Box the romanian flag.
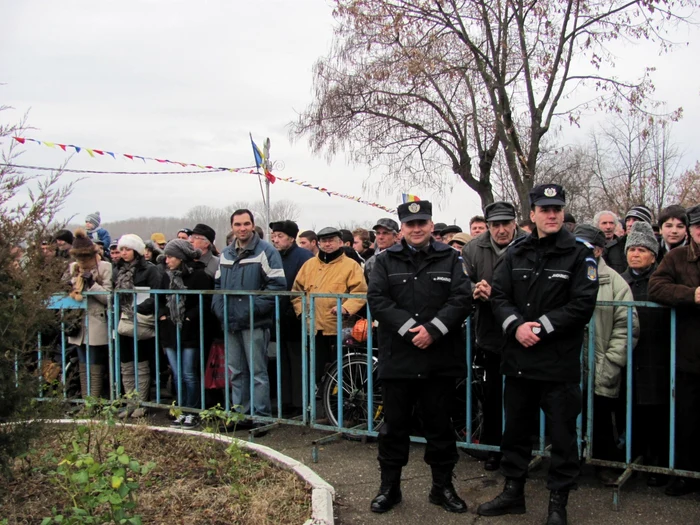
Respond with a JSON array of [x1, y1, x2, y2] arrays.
[[250, 134, 276, 184], [402, 193, 420, 203]]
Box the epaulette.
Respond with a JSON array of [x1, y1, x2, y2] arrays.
[[575, 237, 594, 250]]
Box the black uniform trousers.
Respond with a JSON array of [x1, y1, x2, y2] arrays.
[[479, 348, 503, 448], [378, 378, 459, 469], [500, 376, 581, 491]]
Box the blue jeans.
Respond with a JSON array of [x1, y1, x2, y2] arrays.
[[226, 328, 271, 417], [164, 347, 200, 409]]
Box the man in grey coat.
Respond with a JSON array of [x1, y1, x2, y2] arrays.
[[462, 201, 526, 471]]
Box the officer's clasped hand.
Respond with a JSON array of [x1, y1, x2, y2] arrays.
[[409, 325, 434, 349], [515, 322, 541, 348]]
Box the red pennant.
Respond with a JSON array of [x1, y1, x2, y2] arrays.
[[58, 144, 67, 151], [264, 170, 276, 184], [13, 137, 25, 144], [156, 158, 167, 163], [93, 149, 104, 155], [124, 154, 134, 160]]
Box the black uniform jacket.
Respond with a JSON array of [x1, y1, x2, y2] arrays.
[[491, 227, 599, 383], [367, 239, 472, 379]]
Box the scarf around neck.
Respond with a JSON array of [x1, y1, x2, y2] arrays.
[[115, 259, 138, 315], [166, 266, 188, 326]]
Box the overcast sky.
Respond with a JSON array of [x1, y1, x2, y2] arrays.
[[2, 1, 700, 234]]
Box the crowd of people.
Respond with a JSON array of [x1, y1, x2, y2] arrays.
[[35, 191, 700, 522]]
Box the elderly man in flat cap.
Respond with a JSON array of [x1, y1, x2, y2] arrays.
[[462, 201, 527, 472]]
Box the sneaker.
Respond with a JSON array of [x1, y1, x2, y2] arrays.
[[170, 414, 186, 427], [182, 414, 199, 428]]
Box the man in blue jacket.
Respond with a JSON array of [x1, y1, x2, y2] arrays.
[[212, 209, 286, 419]]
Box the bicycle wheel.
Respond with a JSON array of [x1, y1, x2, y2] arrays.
[[453, 372, 488, 459], [322, 353, 384, 436]]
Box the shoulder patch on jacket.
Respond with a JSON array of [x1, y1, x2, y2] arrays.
[[585, 257, 598, 281]]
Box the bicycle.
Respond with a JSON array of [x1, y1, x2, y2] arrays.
[[320, 337, 486, 448]]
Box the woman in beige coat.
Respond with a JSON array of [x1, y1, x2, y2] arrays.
[[575, 224, 639, 484], [66, 229, 113, 398]]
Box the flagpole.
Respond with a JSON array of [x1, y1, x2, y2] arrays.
[[265, 177, 271, 239]]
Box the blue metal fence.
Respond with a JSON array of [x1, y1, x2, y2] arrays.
[[33, 290, 693, 508]]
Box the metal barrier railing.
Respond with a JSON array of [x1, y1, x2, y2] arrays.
[[32, 291, 692, 508]]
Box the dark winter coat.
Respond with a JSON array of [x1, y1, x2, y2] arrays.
[[367, 239, 472, 379], [112, 256, 163, 316], [604, 235, 628, 275], [462, 227, 527, 353], [648, 239, 700, 374], [622, 264, 671, 405], [278, 242, 313, 341], [158, 261, 214, 348], [212, 233, 286, 332], [491, 227, 599, 383]]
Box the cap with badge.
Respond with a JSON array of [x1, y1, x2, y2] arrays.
[[317, 227, 342, 240], [373, 218, 399, 233], [687, 204, 700, 226], [485, 201, 517, 222], [398, 200, 432, 223], [269, 220, 300, 239], [573, 224, 606, 248], [529, 184, 566, 207]]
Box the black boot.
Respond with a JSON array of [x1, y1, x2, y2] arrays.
[[476, 478, 526, 516], [546, 490, 569, 525], [428, 466, 468, 513], [370, 468, 402, 513]]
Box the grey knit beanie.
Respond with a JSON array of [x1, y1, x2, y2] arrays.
[[163, 239, 201, 262], [85, 211, 101, 228], [625, 221, 659, 256]]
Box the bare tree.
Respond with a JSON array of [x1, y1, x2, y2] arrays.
[[671, 162, 700, 208], [292, 0, 693, 217]]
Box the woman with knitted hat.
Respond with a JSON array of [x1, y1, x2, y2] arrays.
[[113, 233, 164, 418], [621, 221, 671, 488], [66, 229, 113, 400], [159, 239, 213, 427]]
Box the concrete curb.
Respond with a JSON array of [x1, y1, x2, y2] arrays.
[[47, 419, 335, 525]]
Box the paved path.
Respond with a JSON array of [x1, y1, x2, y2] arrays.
[[149, 411, 700, 524]]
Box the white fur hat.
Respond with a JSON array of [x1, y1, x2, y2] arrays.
[[117, 234, 146, 256]]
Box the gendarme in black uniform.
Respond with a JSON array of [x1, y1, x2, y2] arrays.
[[367, 200, 472, 514], [477, 184, 598, 525]]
